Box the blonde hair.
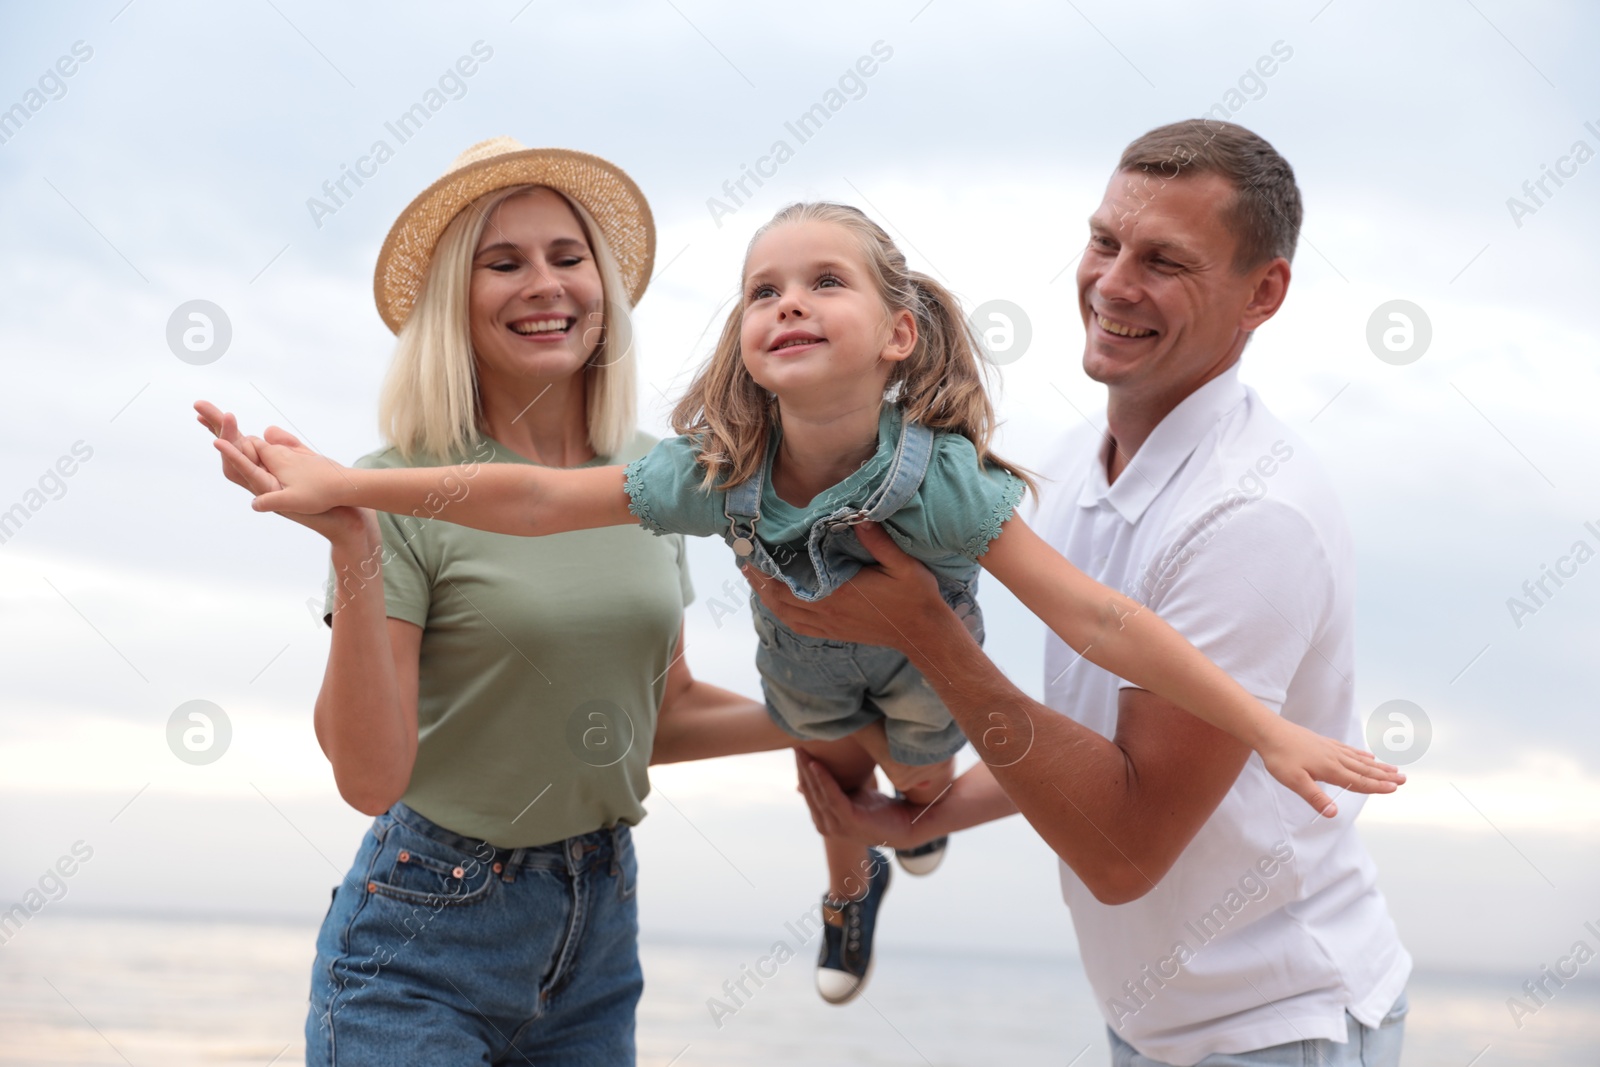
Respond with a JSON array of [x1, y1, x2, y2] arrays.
[[378, 185, 638, 461], [672, 201, 1034, 497]]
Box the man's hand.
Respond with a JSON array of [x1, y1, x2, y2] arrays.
[[795, 752, 926, 850], [741, 521, 950, 653]]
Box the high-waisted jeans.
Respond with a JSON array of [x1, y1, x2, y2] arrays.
[[306, 802, 640, 1066]]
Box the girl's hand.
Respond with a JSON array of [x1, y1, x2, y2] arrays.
[[1256, 718, 1405, 818], [235, 434, 356, 517], [195, 401, 371, 544]]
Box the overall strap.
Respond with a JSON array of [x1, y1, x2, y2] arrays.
[[860, 416, 936, 522], [722, 429, 775, 557], [723, 464, 763, 522]]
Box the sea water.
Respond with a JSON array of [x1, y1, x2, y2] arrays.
[[1, 914, 1596, 1065]]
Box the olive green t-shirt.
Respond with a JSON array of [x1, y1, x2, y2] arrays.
[[323, 430, 693, 848]]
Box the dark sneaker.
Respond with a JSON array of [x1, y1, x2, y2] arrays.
[[815, 851, 891, 1004], [892, 791, 948, 876]]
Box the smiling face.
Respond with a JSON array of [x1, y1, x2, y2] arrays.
[[1077, 169, 1285, 403], [468, 188, 606, 385], [739, 220, 913, 410]]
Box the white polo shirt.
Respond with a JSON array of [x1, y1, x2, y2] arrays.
[[1032, 362, 1410, 1064]]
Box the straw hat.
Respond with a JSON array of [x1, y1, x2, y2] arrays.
[[373, 137, 656, 334]]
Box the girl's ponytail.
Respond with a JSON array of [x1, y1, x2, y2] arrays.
[[897, 272, 1037, 497]]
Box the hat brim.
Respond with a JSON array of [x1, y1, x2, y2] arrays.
[[373, 147, 655, 334]]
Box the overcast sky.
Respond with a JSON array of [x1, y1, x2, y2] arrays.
[[2, 0, 1598, 1003]]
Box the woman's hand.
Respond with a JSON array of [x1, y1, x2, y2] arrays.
[[1254, 717, 1406, 818], [194, 400, 371, 544]]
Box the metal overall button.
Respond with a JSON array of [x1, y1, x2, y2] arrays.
[[825, 509, 871, 535]]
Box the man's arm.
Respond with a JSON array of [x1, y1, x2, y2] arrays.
[[747, 520, 1251, 904]]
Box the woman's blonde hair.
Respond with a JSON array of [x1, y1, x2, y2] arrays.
[[378, 185, 637, 461], [672, 201, 1034, 496]]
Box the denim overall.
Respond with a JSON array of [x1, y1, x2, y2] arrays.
[[722, 415, 982, 765]]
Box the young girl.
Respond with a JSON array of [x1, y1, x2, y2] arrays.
[[220, 201, 1401, 1006]]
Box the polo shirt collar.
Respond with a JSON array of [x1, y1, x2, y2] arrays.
[[1077, 362, 1248, 523]]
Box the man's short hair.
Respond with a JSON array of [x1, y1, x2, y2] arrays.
[[1117, 119, 1303, 272]]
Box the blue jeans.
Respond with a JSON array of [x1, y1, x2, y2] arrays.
[[306, 802, 641, 1066], [1107, 990, 1407, 1066]]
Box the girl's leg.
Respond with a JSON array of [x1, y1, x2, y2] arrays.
[[897, 756, 955, 808], [849, 719, 956, 808], [796, 735, 880, 900]]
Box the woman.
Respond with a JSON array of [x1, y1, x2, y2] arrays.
[[199, 138, 788, 1065]]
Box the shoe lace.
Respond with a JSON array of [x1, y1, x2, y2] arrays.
[[843, 898, 864, 957]]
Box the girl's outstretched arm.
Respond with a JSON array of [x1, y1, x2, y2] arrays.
[[225, 431, 636, 537], [979, 514, 1403, 816]]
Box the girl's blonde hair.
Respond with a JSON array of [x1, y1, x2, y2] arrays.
[[378, 185, 638, 462], [672, 201, 1034, 496]]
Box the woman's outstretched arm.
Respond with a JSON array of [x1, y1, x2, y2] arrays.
[[222, 428, 636, 537]]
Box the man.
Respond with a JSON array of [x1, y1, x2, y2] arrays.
[[747, 120, 1410, 1065]]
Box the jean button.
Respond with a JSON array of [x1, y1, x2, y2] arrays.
[[570, 841, 583, 861]]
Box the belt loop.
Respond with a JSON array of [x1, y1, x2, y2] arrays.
[[609, 824, 622, 877], [500, 847, 525, 883]]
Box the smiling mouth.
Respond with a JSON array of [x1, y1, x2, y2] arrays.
[[1097, 313, 1156, 339], [771, 337, 824, 352], [509, 317, 576, 336]]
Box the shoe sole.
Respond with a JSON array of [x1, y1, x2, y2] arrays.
[[894, 849, 945, 876], [895, 838, 948, 877], [818, 954, 876, 1006]]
